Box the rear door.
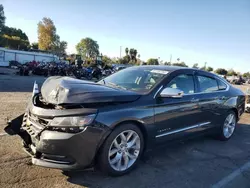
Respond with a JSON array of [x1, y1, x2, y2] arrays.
[[195, 72, 229, 127]]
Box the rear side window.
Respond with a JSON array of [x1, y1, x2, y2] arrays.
[[217, 79, 227, 90], [197, 75, 218, 92], [167, 74, 195, 94]]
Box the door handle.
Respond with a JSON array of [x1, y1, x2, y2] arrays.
[[191, 98, 199, 102]]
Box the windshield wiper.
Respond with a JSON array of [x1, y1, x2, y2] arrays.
[[106, 82, 127, 90]]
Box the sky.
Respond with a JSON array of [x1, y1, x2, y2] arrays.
[[1, 0, 250, 72]]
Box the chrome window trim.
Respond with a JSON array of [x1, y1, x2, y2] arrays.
[[184, 75, 230, 96], [154, 85, 163, 98], [155, 122, 211, 138], [153, 73, 230, 98]]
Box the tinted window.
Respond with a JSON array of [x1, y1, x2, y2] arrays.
[[217, 79, 227, 90], [198, 75, 218, 92], [167, 74, 194, 94]]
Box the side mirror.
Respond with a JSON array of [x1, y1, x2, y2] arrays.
[[160, 87, 184, 98]]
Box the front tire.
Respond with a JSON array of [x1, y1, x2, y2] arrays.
[[217, 111, 237, 141], [97, 124, 144, 176]]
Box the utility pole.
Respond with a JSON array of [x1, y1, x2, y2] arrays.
[[120, 46, 122, 58], [170, 54, 172, 63]]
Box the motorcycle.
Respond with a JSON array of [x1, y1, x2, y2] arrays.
[[91, 66, 102, 80], [82, 67, 93, 80], [102, 68, 113, 77], [18, 65, 29, 76]]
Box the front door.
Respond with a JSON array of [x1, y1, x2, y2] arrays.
[[154, 72, 202, 143]]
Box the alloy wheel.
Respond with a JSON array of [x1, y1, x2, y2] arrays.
[[223, 113, 236, 138], [108, 130, 141, 172]]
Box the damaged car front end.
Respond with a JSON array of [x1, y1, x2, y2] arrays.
[[5, 94, 111, 170], [5, 76, 141, 170]]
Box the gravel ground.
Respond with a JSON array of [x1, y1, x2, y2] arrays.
[[0, 74, 250, 188]]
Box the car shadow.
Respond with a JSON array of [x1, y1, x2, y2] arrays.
[[62, 120, 250, 188], [62, 135, 216, 188]]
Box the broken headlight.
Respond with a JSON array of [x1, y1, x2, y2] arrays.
[[48, 115, 96, 133]]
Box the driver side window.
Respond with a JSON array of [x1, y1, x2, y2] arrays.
[[167, 74, 195, 94]]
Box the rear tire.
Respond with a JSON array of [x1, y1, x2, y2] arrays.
[[217, 111, 237, 141], [97, 124, 144, 176]]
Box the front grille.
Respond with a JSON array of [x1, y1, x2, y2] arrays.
[[22, 112, 52, 137], [29, 112, 51, 126]]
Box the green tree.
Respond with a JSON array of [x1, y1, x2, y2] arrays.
[[38, 17, 57, 50], [125, 47, 129, 56], [76, 37, 99, 59], [164, 62, 171, 65], [243, 72, 250, 78], [172, 62, 188, 67], [0, 26, 30, 50], [227, 69, 237, 76], [206, 66, 213, 72], [51, 38, 67, 56], [192, 63, 199, 69], [0, 34, 29, 50], [118, 47, 138, 65], [215, 68, 228, 75], [147, 58, 159, 65], [31, 42, 39, 49], [118, 55, 130, 64], [0, 4, 5, 31], [1, 26, 28, 40], [102, 55, 112, 65], [129, 48, 137, 61]]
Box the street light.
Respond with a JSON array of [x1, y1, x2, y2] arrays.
[[120, 46, 122, 58]]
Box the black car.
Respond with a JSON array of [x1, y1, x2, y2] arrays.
[[6, 66, 245, 176]]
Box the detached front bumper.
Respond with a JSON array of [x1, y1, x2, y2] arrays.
[[5, 107, 110, 170]]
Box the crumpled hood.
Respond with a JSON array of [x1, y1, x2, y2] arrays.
[[41, 76, 141, 105]]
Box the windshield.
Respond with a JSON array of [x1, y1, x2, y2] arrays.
[[99, 67, 169, 93]]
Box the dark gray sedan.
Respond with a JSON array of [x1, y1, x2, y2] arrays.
[[6, 66, 245, 176]]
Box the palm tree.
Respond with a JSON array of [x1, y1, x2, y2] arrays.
[[129, 48, 133, 58], [134, 49, 138, 60], [125, 47, 129, 56]]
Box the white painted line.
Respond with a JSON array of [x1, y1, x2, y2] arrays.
[[212, 160, 250, 188], [0, 133, 8, 136]]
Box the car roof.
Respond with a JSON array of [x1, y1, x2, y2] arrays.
[[129, 65, 195, 72], [128, 65, 224, 80]]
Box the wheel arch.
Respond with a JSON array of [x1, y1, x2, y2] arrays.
[[93, 120, 149, 167], [111, 120, 148, 151], [230, 108, 239, 122]]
